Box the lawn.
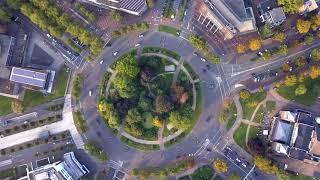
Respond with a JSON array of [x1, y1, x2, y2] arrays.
[[73, 110, 88, 133], [142, 47, 181, 60], [143, 112, 154, 129], [253, 105, 265, 123], [233, 123, 248, 151], [0, 96, 13, 116], [277, 77, 320, 106], [248, 126, 259, 140], [120, 136, 160, 151], [158, 25, 180, 36], [191, 166, 214, 180], [240, 91, 267, 119], [287, 174, 313, 180], [266, 100, 276, 113], [221, 101, 238, 130], [23, 66, 69, 108]]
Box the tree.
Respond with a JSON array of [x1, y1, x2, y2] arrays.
[[6, 0, 23, 9], [169, 105, 192, 130], [230, 173, 241, 180], [115, 55, 139, 78], [304, 34, 314, 45], [310, 48, 320, 61], [213, 159, 228, 173], [277, 0, 304, 14], [296, 19, 311, 34], [273, 32, 286, 43], [171, 85, 189, 104], [295, 84, 307, 95], [247, 137, 265, 155], [247, 101, 258, 108], [140, 68, 153, 82], [0, 7, 12, 23], [248, 38, 262, 51], [277, 45, 288, 55], [11, 100, 24, 114], [154, 95, 173, 113], [138, 92, 152, 112], [284, 75, 297, 86], [309, 66, 320, 79], [259, 24, 274, 39], [209, 54, 220, 64], [153, 118, 162, 127], [111, 10, 122, 22], [113, 75, 138, 98], [295, 57, 305, 67], [126, 108, 143, 124], [239, 89, 250, 99], [146, 0, 155, 8], [298, 73, 305, 82], [282, 63, 291, 72], [98, 100, 120, 129], [254, 156, 279, 174], [84, 141, 108, 162], [311, 14, 320, 31], [236, 43, 247, 53]]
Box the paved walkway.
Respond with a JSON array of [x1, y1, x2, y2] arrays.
[[158, 127, 164, 150], [171, 58, 185, 87], [227, 95, 243, 137], [105, 71, 117, 97], [0, 95, 84, 149]]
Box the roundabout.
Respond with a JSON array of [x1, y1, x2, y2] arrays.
[[79, 31, 232, 175]]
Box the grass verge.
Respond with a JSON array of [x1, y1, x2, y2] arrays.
[[266, 100, 276, 113], [183, 61, 198, 80], [158, 25, 180, 36], [240, 91, 266, 119], [248, 126, 259, 140], [142, 46, 181, 60], [23, 66, 69, 108], [73, 111, 88, 133], [277, 77, 320, 106], [0, 96, 13, 116], [233, 123, 248, 152], [253, 105, 265, 123], [120, 136, 160, 151]]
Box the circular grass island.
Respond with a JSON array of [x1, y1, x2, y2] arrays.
[[98, 47, 202, 151]]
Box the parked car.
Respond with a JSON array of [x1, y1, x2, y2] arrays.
[[113, 51, 118, 56], [138, 34, 144, 38], [200, 57, 207, 62]]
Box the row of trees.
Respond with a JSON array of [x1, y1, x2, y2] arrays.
[[84, 141, 108, 162], [112, 22, 149, 37], [189, 34, 220, 64], [0, 7, 12, 23], [74, 2, 96, 22], [6, 0, 104, 57], [72, 73, 83, 101], [277, 0, 303, 14], [296, 15, 320, 34], [236, 38, 262, 53]]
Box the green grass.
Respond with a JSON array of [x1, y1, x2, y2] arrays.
[[277, 77, 320, 106], [233, 123, 248, 152], [240, 91, 267, 119], [266, 100, 276, 113], [248, 126, 259, 140], [143, 112, 154, 129], [66, 39, 82, 53], [0, 168, 16, 179], [183, 61, 198, 80], [23, 66, 69, 108], [191, 166, 214, 180], [121, 136, 160, 151], [0, 96, 13, 116], [253, 105, 265, 123], [222, 101, 237, 130], [158, 25, 180, 36], [287, 174, 313, 180], [73, 111, 88, 133], [179, 0, 188, 22], [142, 46, 181, 60]]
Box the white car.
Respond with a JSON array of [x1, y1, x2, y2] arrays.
[[89, 90, 92, 96], [99, 60, 104, 64], [203, 138, 210, 146], [200, 57, 207, 62], [138, 34, 144, 38], [113, 51, 118, 56], [135, 43, 140, 47]]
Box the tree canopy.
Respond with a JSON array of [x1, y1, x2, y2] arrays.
[[296, 19, 311, 34], [248, 39, 262, 51], [168, 105, 192, 130], [295, 84, 307, 95], [277, 0, 304, 14], [311, 48, 320, 61], [115, 55, 139, 78], [0, 7, 12, 23], [213, 159, 228, 173]]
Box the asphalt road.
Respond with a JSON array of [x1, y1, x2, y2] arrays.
[[79, 31, 271, 179]]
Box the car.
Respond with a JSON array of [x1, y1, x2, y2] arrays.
[[89, 90, 92, 96], [193, 52, 198, 56], [203, 138, 210, 146], [257, 52, 263, 56], [135, 43, 140, 47], [138, 34, 144, 38], [200, 57, 207, 62], [46, 34, 52, 39], [113, 51, 118, 56], [99, 60, 104, 64], [241, 162, 247, 168]]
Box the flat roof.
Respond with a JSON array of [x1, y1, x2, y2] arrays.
[[10, 67, 47, 88], [294, 124, 313, 151], [297, 111, 314, 126]]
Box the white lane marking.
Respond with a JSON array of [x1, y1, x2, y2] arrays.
[[0, 159, 12, 167]]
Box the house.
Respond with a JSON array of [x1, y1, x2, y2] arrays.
[[197, 0, 257, 40], [81, 0, 148, 16], [269, 110, 320, 165], [258, 0, 286, 26], [299, 0, 319, 13], [27, 152, 89, 180]]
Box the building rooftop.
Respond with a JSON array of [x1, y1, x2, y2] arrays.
[[0, 34, 15, 79], [289, 148, 307, 161], [297, 110, 314, 126], [271, 119, 294, 144], [279, 111, 297, 123], [10, 67, 48, 88], [258, 0, 278, 14], [293, 124, 313, 151]]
